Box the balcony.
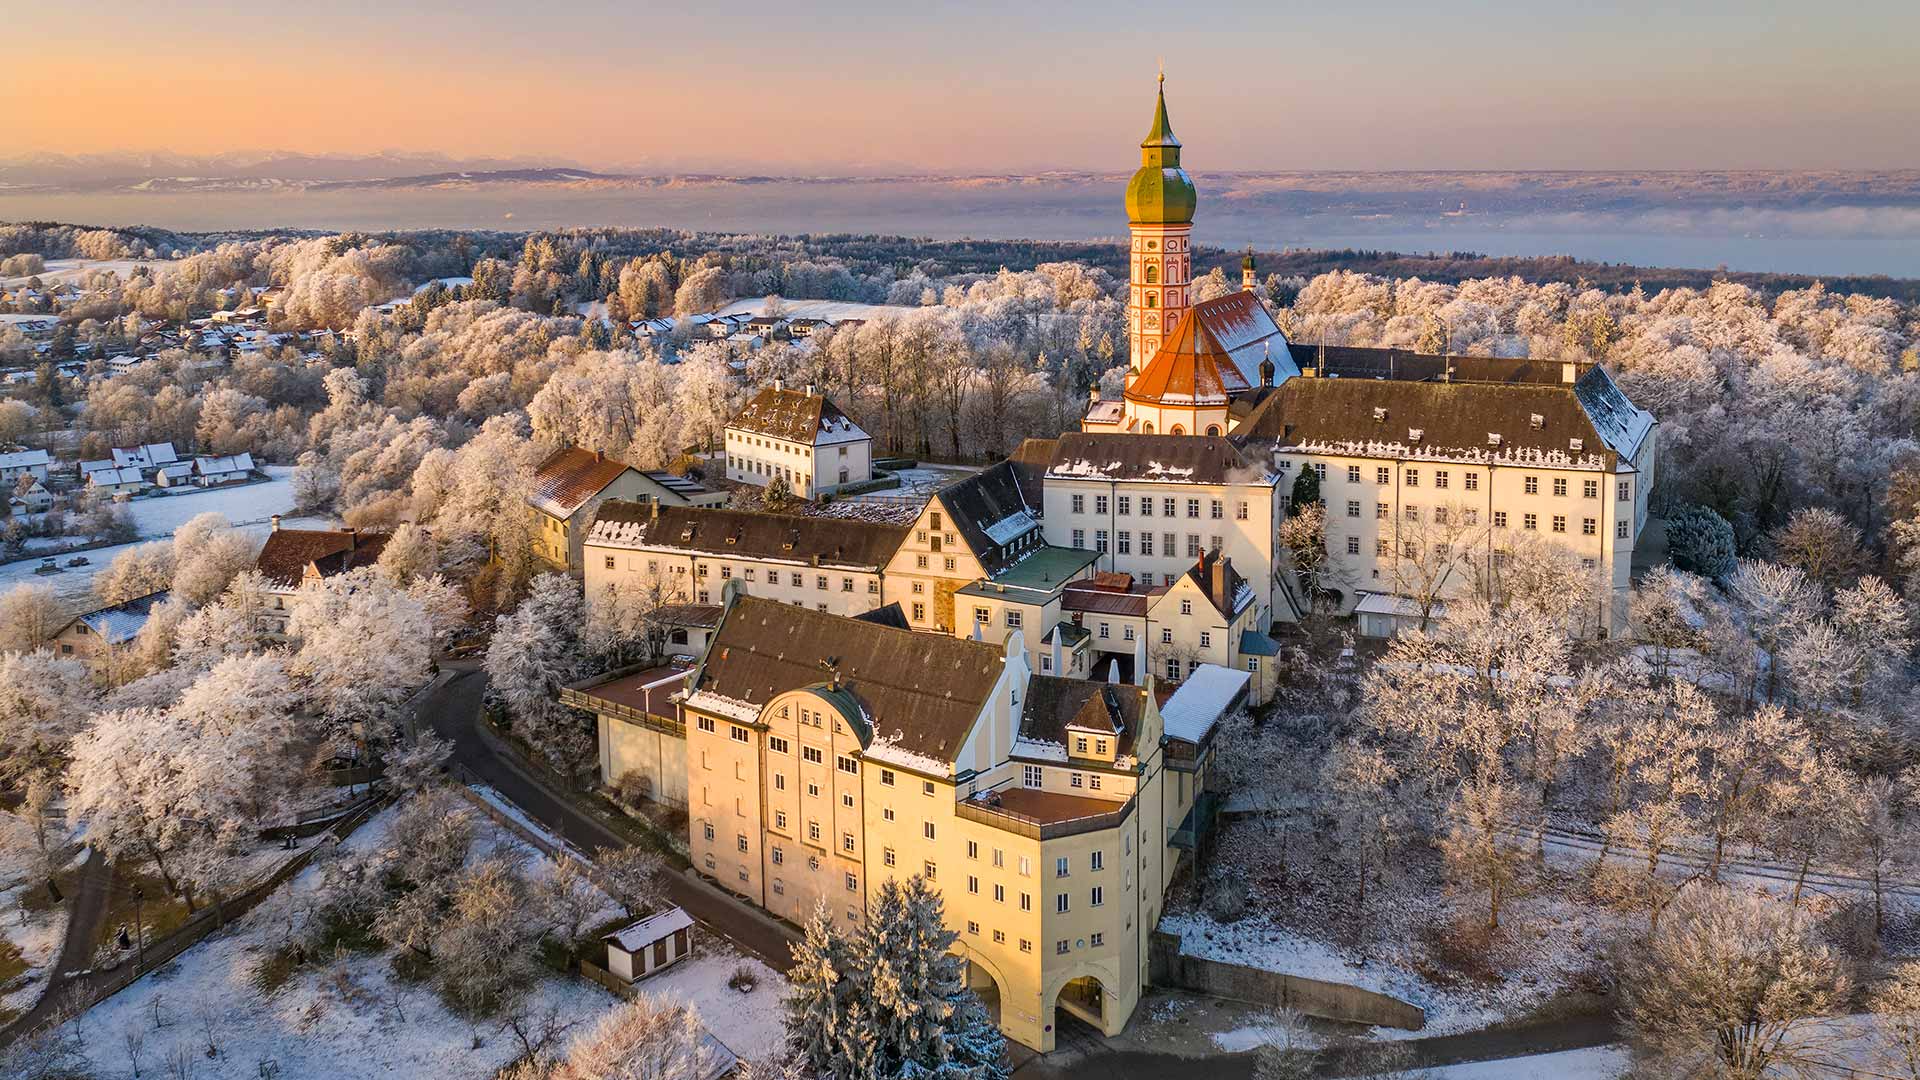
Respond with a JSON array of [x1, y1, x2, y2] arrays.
[[956, 789, 1133, 841]]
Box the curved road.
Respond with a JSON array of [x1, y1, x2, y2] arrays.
[[0, 848, 110, 1045]]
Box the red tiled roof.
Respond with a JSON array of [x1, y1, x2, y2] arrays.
[[1127, 296, 1255, 408], [255, 528, 391, 588], [530, 447, 635, 517]]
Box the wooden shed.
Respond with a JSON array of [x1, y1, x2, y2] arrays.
[[603, 907, 694, 982]]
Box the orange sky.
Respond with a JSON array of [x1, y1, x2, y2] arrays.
[[7, 1, 1918, 172]]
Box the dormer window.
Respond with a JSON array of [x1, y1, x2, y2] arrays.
[[1487, 433, 1503, 446], [1569, 438, 1584, 452], [1372, 407, 1387, 422], [1530, 413, 1545, 429], [1407, 428, 1424, 443]]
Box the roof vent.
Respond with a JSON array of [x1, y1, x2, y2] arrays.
[[1372, 407, 1388, 422], [1407, 428, 1423, 443], [1487, 433, 1504, 446], [1569, 437, 1584, 452], [1530, 413, 1545, 429]]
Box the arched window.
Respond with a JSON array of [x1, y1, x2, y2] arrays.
[[1170, 425, 1186, 436], [1205, 425, 1221, 436], [1144, 265, 1159, 284], [1142, 422, 1154, 434], [1145, 292, 1157, 309]]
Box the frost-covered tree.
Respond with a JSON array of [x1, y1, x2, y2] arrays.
[[287, 567, 432, 751], [1622, 884, 1848, 1080], [486, 573, 597, 781], [168, 512, 258, 607], [552, 993, 728, 1080], [592, 843, 667, 917], [0, 583, 63, 653], [1869, 962, 1920, 1080], [1768, 507, 1869, 593], [94, 539, 175, 605], [0, 651, 91, 780], [1664, 505, 1737, 581]]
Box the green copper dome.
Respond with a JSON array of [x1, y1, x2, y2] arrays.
[[1125, 77, 1196, 226]]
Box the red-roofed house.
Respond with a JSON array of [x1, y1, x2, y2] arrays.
[[253, 520, 391, 636], [528, 447, 723, 572]]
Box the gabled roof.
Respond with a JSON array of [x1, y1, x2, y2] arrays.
[[87, 466, 145, 486], [690, 596, 1004, 768], [64, 590, 170, 645], [604, 907, 695, 952], [1019, 677, 1149, 758], [726, 386, 868, 446], [934, 461, 1042, 577], [530, 447, 636, 518], [1006, 440, 1055, 509], [587, 503, 908, 571], [255, 528, 390, 588], [852, 602, 913, 630], [1045, 433, 1274, 486], [1170, 550, 1253, 620], [111, 442, 177, 468], [194, 452, 253, 475], [0, 449, 50, 470]]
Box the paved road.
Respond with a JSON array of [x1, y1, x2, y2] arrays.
[[0, 848, 110, 1044], [417, 665, 801, 971]]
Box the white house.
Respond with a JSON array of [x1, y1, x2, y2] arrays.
[[86, 466, 146, 496], [8, 477, 51, 516], [723, 381, 872, 498], [110, 442, 179, 472], [193, 452, 254, 486], [0, 448, 50, 485], [154, 461, 196, 488], [602, 907, 694, 982]]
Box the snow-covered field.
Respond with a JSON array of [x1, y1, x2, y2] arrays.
[[0, 257, 172, 289], [1430, 1046, 1629, 1078], [58, 801, 786, 1078], [0, 467, 331, 616]]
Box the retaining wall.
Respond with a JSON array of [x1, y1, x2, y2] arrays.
[[1148, 930, 1425, 1030]]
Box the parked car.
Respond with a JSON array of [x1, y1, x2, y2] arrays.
[[65, 555, 89, 567], [33, 558, 60, 575]]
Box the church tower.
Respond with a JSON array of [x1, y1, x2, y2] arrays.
[[1123, 75, 1196, 389]]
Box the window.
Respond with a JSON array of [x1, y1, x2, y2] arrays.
[[1199, 631, 1212, 648], [1019, 856, 1031, 876], [1553, 478, 1568, 497], [880, 768, 896, 787], [807, 821, 820, 842], [1346, 499, 1361, 519], [1235, 501, 1249, 521], [1071, 494, 1085, 514], [1141, 497, 1154, 518], [1095, 529, 1108, 553], [842, 833, 855, 853], [1584, 479, 1599, 499], [1552, 515, 1567, 534], [884, 847, 896, 867], [1123, 626, 1135, 641], [1524, 513, 1538, 531], [769, 736, 790, 754], [923, 780, 936, 796], [1166, 659, 1180, 680], [774, 810, 788, 830], [967, 840, 979, 860], [697, 716, 716, 733], [1347, 465, 1361, 483], [1117, 532, 1132, 555], [1095, 495, 1109, 515], [720, 566, 732, 579], [603, 555, 615, 570], [836, 755, 858, 774], [1377, 466, 1391, 484], [1187, 535, 1201, 557], [967, 920, 980, 936], [1055, 893, 1070, 913], [912, 602, 925, 621], [772, 847, 785, 867], [923, 821, 936, 840], [1618, 480, 1632, 501], [1118, 495, 1132, 515], [1435, 506, 1449, 525], [1465, 509, 1479, 525], [1005, 610, 1022, 628], [1019, 938, 1031, 953], [1494, 510, 1508, 528], [1465, 471, 1480, 491], [944, 557, 956, 572], [924, 861, 937, 880], [1617, 519, 1630, 539], [1056, 855, 1071, 878], [1140, 533, 1154, 557], [1435, 469, 1450, 489], [1347, 536, 1360, 555], [703, 823, 715, 841], [1161, 627, 1173, 644], [730, 726, 749, 743], [915, 554, 928, 569], [1186, 499, 1200, 519], [1071, 529, 1085, 549], [1376, 502, 1389, 519], [803, 746, 824, 765], [1018, 892, 1033, 912], [1405, 468, 1419, 487], [1091, 932, 1105, 947], [993, 883, 1006, 903], [737, 834, 749, 852], [1209, 499, 1223, 519], [1583, 517, 1597, 536], [1090, 851, 1104, 871], [1024, 764, 1043, 788], [773, 773, 787, 791], [1091, 886, 1104, 907], [968, 875, 979, 894], [882, 807, 895, 821], [1056, 940, 1070, 955], [1376, 539, 1389, 557], [1404, 506, 1419, 522], [1525, 476, 1540, 495]]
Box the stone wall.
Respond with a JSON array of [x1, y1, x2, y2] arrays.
[[1148, 930, 1425, 1031]]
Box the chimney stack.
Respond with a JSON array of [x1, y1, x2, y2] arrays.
[[270, 514, 281, 532], [773, 378, 784, 392], [1211, 552, 1228, 602], [805, 383, 817, 398]]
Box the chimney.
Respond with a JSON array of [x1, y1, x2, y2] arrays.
[[650, 499, 660, 521], [1211, 552, 1228, 603], [342, 526, 356, 551], [773, 378, 784, 392], [1562, 361, 1579, 384], [270, 514, 281, 532], [805, 383, 817, 397]]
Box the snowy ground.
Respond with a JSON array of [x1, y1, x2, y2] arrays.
[[1429, 1046, 1628, 1078], [0, 467, 332, 616], [58, 800, 786, 1078], [0, 810, 82, 1020], [0, 258, 173, 289], [710, 298, 922, 323]]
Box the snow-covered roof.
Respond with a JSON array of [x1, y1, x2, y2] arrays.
[[71, 590, 170, 645], [603, 906, 695, 953], [194, 452, 254, 475], [111, 442, 178, 468], [1160, 663, 1250, 745], [88, 466, 145, 486], [0, 449, 50, 470], [1353, 592, 1447, 619]]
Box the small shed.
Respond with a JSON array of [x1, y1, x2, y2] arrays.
[[603, 907, 694, 982]]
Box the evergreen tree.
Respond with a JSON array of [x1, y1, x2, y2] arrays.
[[785, 905, 863, 1078], [1288, 466, 1322, 517]]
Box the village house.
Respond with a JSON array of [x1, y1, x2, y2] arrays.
[[192, 452, 255, 486], [0, 448, 51, 485], [581, 503, 906, 616], [9, 476, 52, 516], [252, 518, 392, 636], [85, 466, 146, 497], [49, 590, 170, 677], [722, 382, 873, 499], [679, 591, 1228, 1052], [527, 446, 725, 572]]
